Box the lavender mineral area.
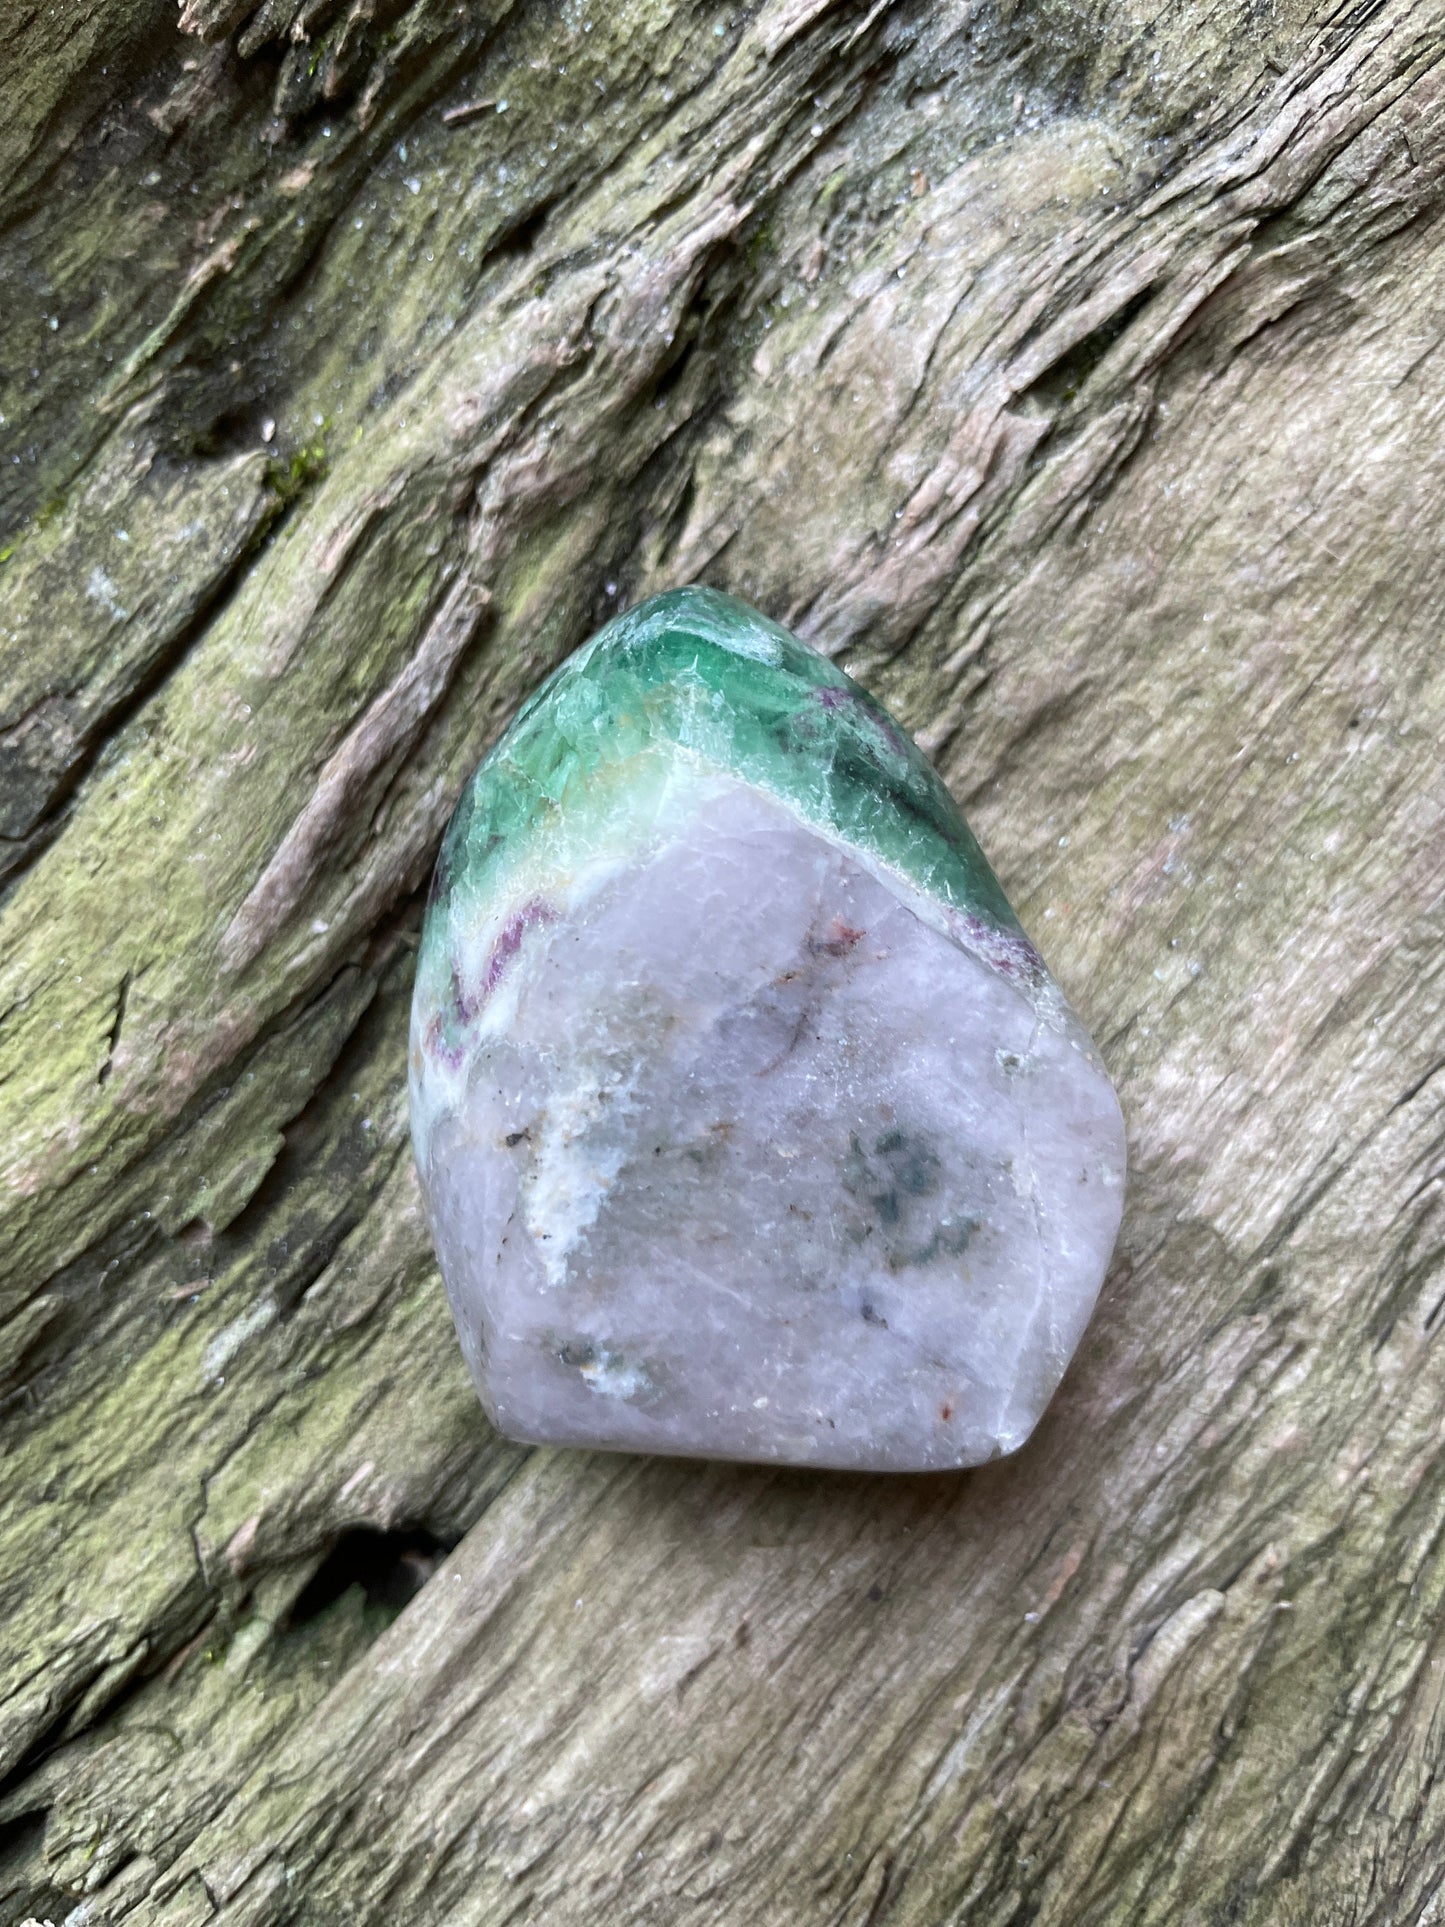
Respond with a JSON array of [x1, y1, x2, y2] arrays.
[[411, 589, 1126, 1471]]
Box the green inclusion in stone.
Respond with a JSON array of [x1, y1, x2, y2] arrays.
[[415, 587, 1043, 1098]]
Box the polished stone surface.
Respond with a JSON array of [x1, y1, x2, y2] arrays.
[[411, 588, 1125, 1470]]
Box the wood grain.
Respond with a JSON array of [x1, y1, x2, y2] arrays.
[[1, 0, 1443, 1920]]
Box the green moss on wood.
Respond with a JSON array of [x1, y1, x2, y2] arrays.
[[1, 0, 1443, 1922]]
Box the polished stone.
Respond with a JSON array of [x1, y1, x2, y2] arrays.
[[411, 587, 1125, 1470]]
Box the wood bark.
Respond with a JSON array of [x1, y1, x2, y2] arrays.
[[2, 0, 1444, 1921]]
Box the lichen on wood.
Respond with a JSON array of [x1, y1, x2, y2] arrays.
[[1, 0, 1444, 1922]]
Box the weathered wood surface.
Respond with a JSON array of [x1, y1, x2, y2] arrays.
[[2, 0, 1445, 1920]]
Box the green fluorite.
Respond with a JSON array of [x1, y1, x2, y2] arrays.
[[411, 587, 1125, 1470], [415, 589, 1042, 1105]]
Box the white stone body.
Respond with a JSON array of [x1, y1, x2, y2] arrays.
[[414, 772, 1126, 1472]]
